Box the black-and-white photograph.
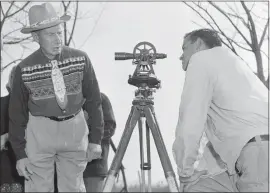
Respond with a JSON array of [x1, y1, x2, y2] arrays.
[[0, 1, 269, 192]]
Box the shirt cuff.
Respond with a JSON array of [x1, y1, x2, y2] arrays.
[[178, 167, 195, 178]]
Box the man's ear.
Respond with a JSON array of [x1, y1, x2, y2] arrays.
[[195, 38, 206, 51], [32, 32, 39, 43]]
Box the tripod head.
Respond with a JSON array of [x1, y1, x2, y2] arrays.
[[115, 41, 167, 100]]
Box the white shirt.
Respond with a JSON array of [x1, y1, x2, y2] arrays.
[[172, 46, 268, 177]]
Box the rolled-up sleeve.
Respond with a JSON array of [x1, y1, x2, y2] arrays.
[[82, 54, 104, 145], [9, 66, 29, 161], [172, 55, 215, 177]]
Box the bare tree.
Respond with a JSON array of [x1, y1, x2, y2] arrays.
[[61, 1, 79, 47], [183, 1, 269, 88], [1, 1, 31, 71], [1, 1, 80, 71]]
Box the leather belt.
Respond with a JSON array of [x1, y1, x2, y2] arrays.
[[247, 134, 269, 144], [45, 110, 80, 122]]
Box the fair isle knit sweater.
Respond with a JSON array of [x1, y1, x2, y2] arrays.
[[9, 46, 104, 160]]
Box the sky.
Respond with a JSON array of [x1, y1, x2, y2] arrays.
[[1, 1, 269, 186]]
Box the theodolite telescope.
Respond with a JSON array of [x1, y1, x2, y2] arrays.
[[115, 41, 167, 89]]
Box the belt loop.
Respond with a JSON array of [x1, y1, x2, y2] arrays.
[[255, 135, 262, 144]]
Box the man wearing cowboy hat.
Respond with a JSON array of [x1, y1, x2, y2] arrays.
[[8, 2, 104, 192]]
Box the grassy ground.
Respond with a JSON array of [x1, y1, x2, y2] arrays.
[[112, 184, 170, 192]]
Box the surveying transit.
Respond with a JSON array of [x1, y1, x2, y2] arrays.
[[102, 42, 179, 192]]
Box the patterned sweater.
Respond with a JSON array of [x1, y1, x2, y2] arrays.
[[9, 46, 104, 160]]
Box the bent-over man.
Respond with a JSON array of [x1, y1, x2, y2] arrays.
[[173, 29, 268, 192]]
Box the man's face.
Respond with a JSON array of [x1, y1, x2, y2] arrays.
[[179, 36, 198, 71], [35, 24, 63, 59]]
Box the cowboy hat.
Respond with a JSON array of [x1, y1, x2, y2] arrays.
[[21, 2, 71, 34]]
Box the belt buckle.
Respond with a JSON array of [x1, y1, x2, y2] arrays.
[[50, 110, 79, 122], [59, 114, 74, 121]]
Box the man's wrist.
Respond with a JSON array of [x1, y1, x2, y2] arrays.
[[88, 143, 101, 149], [1, 133, 8, 140], [178, 167, 194, 179]]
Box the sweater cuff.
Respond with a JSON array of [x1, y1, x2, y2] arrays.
[[16, 149, 27, 161], [88, 136, 101, 145]]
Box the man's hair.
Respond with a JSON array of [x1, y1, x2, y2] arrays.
[[184, 28, 222, 48]]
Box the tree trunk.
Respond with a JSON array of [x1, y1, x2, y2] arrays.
[[253, 46, 266, 86]]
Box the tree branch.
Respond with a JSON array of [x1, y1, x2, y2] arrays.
[[61, 1, 67, 9], [66, 1, 71, 10], [3, 27, 23, 38], [251, 11, 268, 20], [5, 2, 15, 17], [13, 16, 27, 27], [10, 2, 29, 14], [225, 2, 250, 29], [247, 2, 256, 13], [261, 50, 269, 59], [241, 1, 259, 47], [184, 2, 233, 51], [1, 2, 14, 31], [1, 47, 25, 72], [6, 2, 30, 18], [228, 37, 253, 52], [4, 36, 32, 44], [1, 59, 23, 72], [67, 1, 79, 46], [190, 2, 238, 54], [259, 18, 269, 48], [226, 12, 249, 29], [61, 1, 69, 45], [1, 3, 5, 18], [78, 3, 106, 49], [67, 30, 76, 47], [183, 2, 216, 30], [208, 1, 252, 47]]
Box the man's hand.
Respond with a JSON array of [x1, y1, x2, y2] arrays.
[[16, 158, 33, 180], [179, 170, 208, 192], [86, 143, 102, 162], [0, 133, 9, 151]]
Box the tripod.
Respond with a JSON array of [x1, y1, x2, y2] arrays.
[[102, 86, 179, 192]]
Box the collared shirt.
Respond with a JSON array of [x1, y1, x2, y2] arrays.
[[9, 46, 104, 160], [172, 46, 268, 177]]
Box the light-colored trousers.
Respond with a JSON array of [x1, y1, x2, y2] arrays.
[[187, 137, 269, 192], [25, 110, 89, 192]]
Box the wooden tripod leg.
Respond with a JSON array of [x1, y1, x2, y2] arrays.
[[102, 106, 140, 192], [144, 106, 179, 192]]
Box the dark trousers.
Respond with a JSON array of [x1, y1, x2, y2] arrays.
[[0, 143, 24, 192]]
